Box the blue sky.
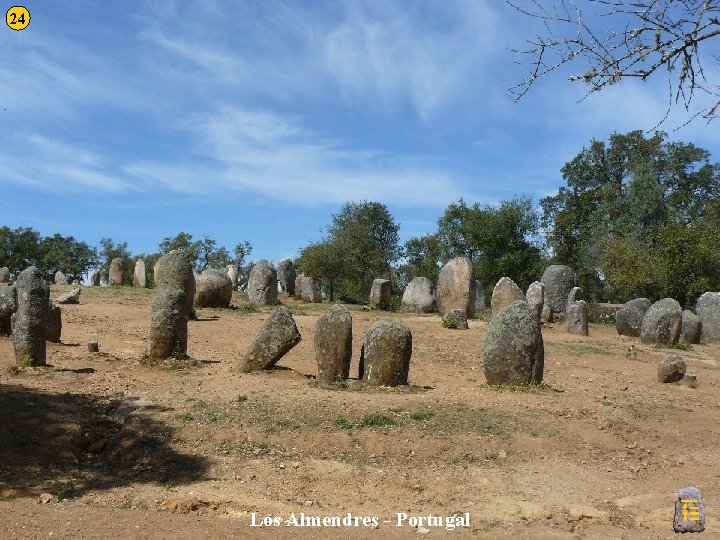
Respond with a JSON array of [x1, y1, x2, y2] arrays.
[[2, 1, 719, 263]]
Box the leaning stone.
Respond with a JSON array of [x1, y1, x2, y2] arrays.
[[679, 310, 701, 345], [247, 259, 278, 306], [45, 300, 62, 343], [401, 277, 435, 313], [194, 269, 233, 308], [696, 292, 720, 343], [277, 258, 296, 296], [11, 266, 49, 366], [541, 264, 578, 320], [673, 486, 705, 533], [155, 250, 196, 318], [133, 258, 147, 288], [640, 298, 682, 345], [491, 277, 525, 315], [436, 257, 475, 318], [0, 285, 17, 335], [566, 299, 589, 336], [483, 300, 544, 385], [369, 279, 392, 310], [301, 276, 322, 303], [525, 281, 545, 319], [565, 286, 583, 316], [54, 270, 68, 285], [314, 304, 352, 384], [443, 309, 468, 330], [226, 264, 239, 289], [616, 298, 652, 337], [235, 306, 301, 372], [56, 287, 81, 305], [360, 321, 412, 386], [149, 288, 188, 359], [109, 258, 124, 285]]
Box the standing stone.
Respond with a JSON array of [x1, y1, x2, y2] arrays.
[[443, 309, 469, 330], [565, 287, 583, 315], [0, 267, 10, 284], [90, 271, 101, 286], [109, 258, 124, 285], [474, 280, 486, 314], [540, 303, 553, 323], [277, 258, 296, 296], [0, 285, 17, 335], [154, 250, 196, 318], [294, 273, 305, 300], [525, 281, 545, 319], [194, 268, 233, 308], [226, 264, 239, 289], [314, 304, 352, 384], [56, 287, 81, 305], [153, 260, 161, 285], [401, 277, 435, 313], [436, 257, 475, 318], [673, 487, 705, 533], [133, 258, 147, 288], [45, 300, 62, 343], [234, 306, 301, 372], [10, 267, 49, 366], [541, 264, 578, 321], [615, 298, 652, 337], [54, 271, 68, 285], [301, 276, 323, 303], [640, 298, 682, 345], [566, 299, 589, 336], [696, 292, 720, 343], [360, 321, 412, 386], [483, 300, 544, 385], [491, 277, 525, 315], [658, 355, 686, 383], [369, 279, 392, 310], [680, 310, 701, 345], [247, 259, 278, 306], [149, 288, 188, 359]]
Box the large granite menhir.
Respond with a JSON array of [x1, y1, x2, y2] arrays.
[[436, 257, 475, 318], [11, 266, 49, 367], [235, 306, 301, 372], [314, 304, 352, 384]]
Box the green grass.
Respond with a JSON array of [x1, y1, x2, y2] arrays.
[[334, 415, 355, 429], [360, 413, 395, 427], [410, 410, 434, 422]]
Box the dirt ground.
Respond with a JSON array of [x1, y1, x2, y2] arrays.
[[1, 284, 718, 539]]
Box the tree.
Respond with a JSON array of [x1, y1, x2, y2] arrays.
[[232, 241, 253, 290], [98, 238, 134, 284], [401, 233, 443, 283], [0, 226, 42, 276], [39, 234, 98, 283], [159, 232, 251, 275], [507, 0, 720, 124], [296, 241, 343, 301]]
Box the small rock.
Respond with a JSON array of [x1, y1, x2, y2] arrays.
[[39, 493, 54, 504], [682, 373, 698, 388], [658, 355, 686, 383], [56, 287, 81, 305]]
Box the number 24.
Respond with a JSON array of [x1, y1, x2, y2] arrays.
[[9, 12, 26, 25]]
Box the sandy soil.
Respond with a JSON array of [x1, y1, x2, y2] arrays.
[[1, 284, 718, 539]]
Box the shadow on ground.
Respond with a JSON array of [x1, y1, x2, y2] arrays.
[[0, 384, 208, 499]]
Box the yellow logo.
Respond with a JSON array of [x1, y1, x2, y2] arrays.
[[680, 499, 701, 522], [6, 5, 30, 31]]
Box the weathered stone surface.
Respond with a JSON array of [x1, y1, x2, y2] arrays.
[[194, 269, 233, 308], [0, 285, 17, 335], [680, 310, 701, 345], [369, 279, 392, 310], [235, 306, 301, 372], [226, 264, 239, 289], [45, 300, 62, 343], [360, 321, 412, 386], [54, 271, 68, 285], [11, 267, 49, 366], [525, 281, 545, 319], [277, 258, 296, 296], [566, 299, 589, 336], [658, 355, 686, 383], [247, 259, 278, 306], [155, 250, 196, 317], [56, 287, 81, 305], [90, 271, 101, 286], [541, 303, 553, 323], [443, 309, 468, 330], [541, 264, 578, 320], [673, 486, 705, 533], [696, 292, 720, 343], [149, 288, 188, 359], [565, 287, 583, 315], [483, 300, 544, 385], [293, 274, 305, 300], [616, 298, 652, 337], [640, 298, 682, 345], [401, 277, 435, 313], [314, 304, 352, 384], [474, 280, 486, 314], [301, 276, 322, 303], [491, 277, 525, 315], [436, 257, 475, 318], [0, 267, 10, 283], [109, 259, 124, 285], [133, 259, 147, 288]]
